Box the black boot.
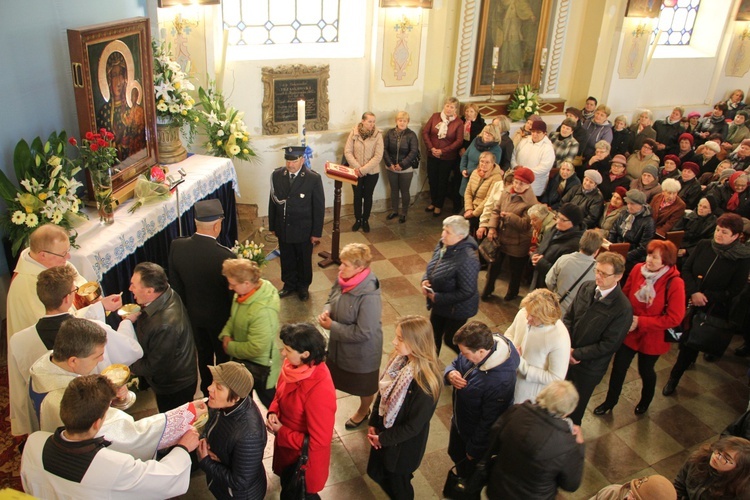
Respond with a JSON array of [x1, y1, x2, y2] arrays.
[[352, 219, 361, 231], [362, 219, 370, 232], [662, 377, 679, 396]]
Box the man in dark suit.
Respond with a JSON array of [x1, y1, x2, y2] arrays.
[[563, 251, 633, 425], [269, 146, 325, 301], [168, 199, 235, 396]]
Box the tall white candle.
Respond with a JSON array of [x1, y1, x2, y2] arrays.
[[297, 100, 305, 146], [492, 47, 499, 69]]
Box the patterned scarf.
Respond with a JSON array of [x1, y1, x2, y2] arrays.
[[357, 122, 375, 140], [436, 111, 456, 140], [378, 355, 414, 429], [620, 207, 643, 236], [634, 265, 670, 306]]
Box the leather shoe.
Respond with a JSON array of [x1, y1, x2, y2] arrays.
[[352, 219, 361, 231], [278, 288, 295, 298], [662, 378, 678, 396], [399, 215, 406, 224], [362, 219, 370, 232], [425, 205, 435, 212], [345, 410, 371, 430], [703, 353, 717, 362], [387, 212, 399, 220], [481, 293, 493, 301], [634, 403, 649, 415], [735, 344, 750, 357], [593, 402, 614, 415], [298, 289, 310, 301], [504, 293, 519, 301]]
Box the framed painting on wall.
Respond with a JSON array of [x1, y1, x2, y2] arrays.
[[738, 0, 750, 21], [472, 0, 553, 97], [625, 0, 663, 18], [67, 17, 158, 202]]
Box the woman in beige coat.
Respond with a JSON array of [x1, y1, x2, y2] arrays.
[[481, 166, 538, 301], [464, 151, 503, 236], [345, 112, 384, 233]]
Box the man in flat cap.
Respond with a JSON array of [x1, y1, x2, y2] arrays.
[[168, 199, 236, 396], [269, 146, 325, 301]]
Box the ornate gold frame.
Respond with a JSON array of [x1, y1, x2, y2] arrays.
[[261, 64, 330, 136]]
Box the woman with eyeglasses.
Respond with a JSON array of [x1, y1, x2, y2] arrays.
[[590, 474, 676, 499], [674, 436, 750, 499]]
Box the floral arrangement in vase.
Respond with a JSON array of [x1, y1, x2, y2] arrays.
[[152, 41, 199, 143], [69, 128, 119, 225], [0, 131, 86, 255], [507, 84, 540, 122], [127, 166, 171, 214], [197, 82, 256, 161], [232, 238, 266, 267]]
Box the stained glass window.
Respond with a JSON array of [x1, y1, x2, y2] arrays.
[[653, 0, 701, 46], [223, 0, 341, 46]]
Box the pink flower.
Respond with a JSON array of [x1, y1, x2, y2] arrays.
[[150, 166, 166, 183]]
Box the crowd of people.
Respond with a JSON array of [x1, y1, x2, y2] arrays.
[[9, 90, 750, 500]]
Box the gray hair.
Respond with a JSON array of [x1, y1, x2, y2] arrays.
[[444, 96, 460, 107], [579, 229, 604, 256], [442, 215, 469, 238], [527, 203, 551, 221], [614, 115, 628, 127], [661, 178, 681, 193], [595, 140, 611, 152], [638, 109, 653, 122], [673, 106, 685, 118], [494, 115, 511, 134], [537, 380, 579, 417], [478, 151, 497, 163]]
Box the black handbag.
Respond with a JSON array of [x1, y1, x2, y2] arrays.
[[280, 435, 310, 500], [478, 237, 500, 263], [443, 460, 488, 500], [684, 309, 735, 358]]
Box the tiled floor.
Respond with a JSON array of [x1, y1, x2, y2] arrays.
[[155, 199, 749, 499]]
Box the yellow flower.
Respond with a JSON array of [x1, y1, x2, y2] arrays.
[[181, 110, 187, 115], [11, 211, 25, 225], [242, 149, 249, 154], [194, 116, 200, 122], [58, 187, 67, 196], [47, 156, 61, 167], [216, 140, 223, 146], [38, 192, 48, 201], [25, 206, 33, 213]]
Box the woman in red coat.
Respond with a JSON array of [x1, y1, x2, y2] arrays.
[[594, 240, 685, 416], [422, 97, 464, 217], [266, 323, 336, 498]]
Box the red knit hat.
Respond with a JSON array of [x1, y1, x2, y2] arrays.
[[681, 162, 700, 177], [679, 133, 694, 146], [513, 166, 535, 185], [663, 154, 681, 168], [614, 186, 628, 199]]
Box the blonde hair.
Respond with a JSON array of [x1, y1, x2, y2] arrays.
[[482, 124, 500, 142], [537, 380, 579, 417], [494, 115, 511, 134], [464, 103, 479, 115], [393, 316, 443, 402], [339, 243, 372, 268], [520, 289, 562, 325], [29, 224, 69, 253], [395, 111, 410, 122], [222, 259, 261, 284]]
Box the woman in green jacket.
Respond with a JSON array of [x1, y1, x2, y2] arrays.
[[219, 259, 281, 409]]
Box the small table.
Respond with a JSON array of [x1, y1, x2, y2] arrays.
[[70, 154, 239, 296]]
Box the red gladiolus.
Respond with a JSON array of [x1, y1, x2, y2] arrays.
[[85, 132, 94, 140], [90, 143, 99, 152], [97, 139, 107, 147], [68, 137, 77, 146]]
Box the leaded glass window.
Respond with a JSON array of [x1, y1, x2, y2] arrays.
[[223, 0, 341, 46], [653, 0, 701, 46]]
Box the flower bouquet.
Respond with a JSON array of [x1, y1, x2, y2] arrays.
[[128, 166, 171, 214], [232, 238, 266, 267], [152, 41, 200, 143], [69, 129, 119, 224], [0, 131, 86, 255], [197, 82, 256, 161], [507, 84, 540, 122]]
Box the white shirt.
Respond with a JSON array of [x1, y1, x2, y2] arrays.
[[511, 135, 556, 196]]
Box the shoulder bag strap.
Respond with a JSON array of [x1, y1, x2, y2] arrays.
[[299, 435, 310, 466], [559, 261, 596, 302]]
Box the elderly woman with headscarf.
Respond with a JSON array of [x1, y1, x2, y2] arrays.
[[561, 169, 604, 229], [658, 154, 681, 182], [712, 172, 750, 217], [694, 102, 729, 146], [482, 167, 538, 301], [649, 178, 686, 238], [599, 187, 628, 234], [540, 160, 580, 210], [608, 189, 656, 273], [459, 103, 485, 156], [678, 161, 702, 210], [598, 154, 632, 201], [423, 97, 464, 217], [345, 112, 384, 233], [630, 165, 662, 203], [548, 118, 580, 167], [422, 216, 480, 354], [673, 197, 718, 259], [628, 109, 657, 154], [459, 125, 503, 197], [463, 151, 503, 236]]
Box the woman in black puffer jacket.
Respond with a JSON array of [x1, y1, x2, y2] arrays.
[[198, 362, 268, 500], [383, 111, 420, 223], [422, 215, 480, 355]]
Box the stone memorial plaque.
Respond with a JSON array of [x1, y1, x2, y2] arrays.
[[262, 64, 329, 135]]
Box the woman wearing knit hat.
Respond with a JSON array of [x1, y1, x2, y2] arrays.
[[483, 166, 538, 301], [658, 154, 681, 182], [673, 197, 718, 260], [626, 139, 660, 179], [599, 154, 633, 201], [590, 474, 676, 500], [694, 140, 721, 176], [678, 161, 702, 210], [560, 169, 604, 229], [198, 361, 268, 500], [675, 132, 697, 164], [630, 165, 662, 203], [649, 179, 686, 237], [599, 187, 628, 233], [608, 189, 656, 274]]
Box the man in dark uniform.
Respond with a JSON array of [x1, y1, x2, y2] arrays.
[[168, 199, 235, 396], [269, 146, 325, 301], [563, 251, 632, 425]]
